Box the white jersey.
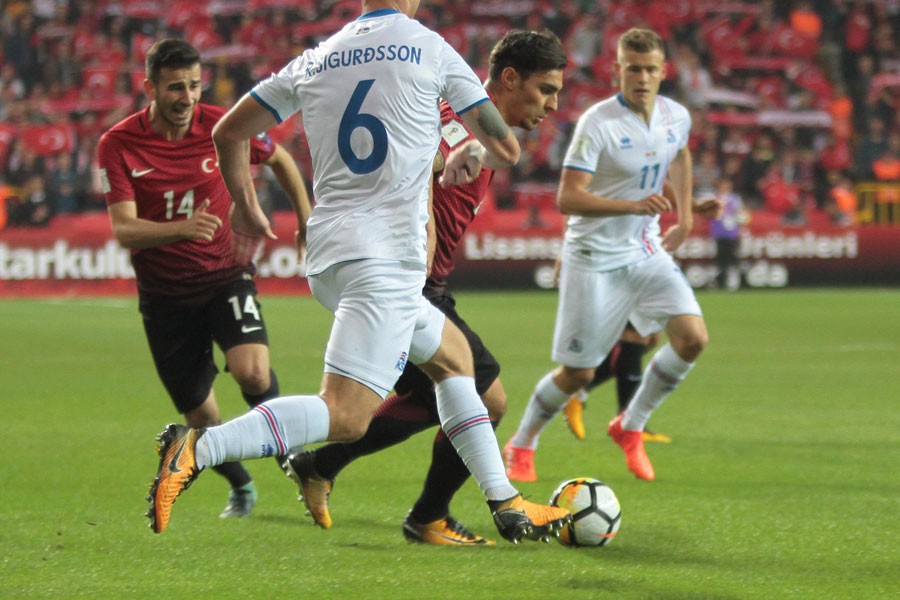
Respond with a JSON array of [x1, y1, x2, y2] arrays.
[[250, 9, 489, 276], [562, 93, 691, 272]]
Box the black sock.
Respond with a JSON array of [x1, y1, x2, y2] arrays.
[[616, 342, 647, 413], [585, 353, 614, 393], [242, 369, 279, 407], [410, 420, 500, 524], [313, 389, 438, 481], [212, 461, 252, 489]]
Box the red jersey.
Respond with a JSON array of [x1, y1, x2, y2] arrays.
[[429, 101, 494, 290], [97, 103, 275, 301]]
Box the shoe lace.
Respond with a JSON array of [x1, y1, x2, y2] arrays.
[[443, 517, 476, 540]]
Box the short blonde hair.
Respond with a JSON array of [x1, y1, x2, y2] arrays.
[[617, 28, 665, 61]]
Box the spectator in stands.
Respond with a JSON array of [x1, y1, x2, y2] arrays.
[[674, 43, 713, 110], [789, 1, 823, 43], [818, 130, 853, 174], [855, 116, 889, 180], [872, 132, 900, 184], [5, 145, 45, 188], [720, 126, 752, 161], [47, 152, 79, 214], [826, 171, 857, 226], [10, 174, 51, 227], [761, 163, 804, 225], [2, 12, 38, 93], [742, 133, 777, 208], [710, 178, 746, 291], [693, 148, 720, 198]]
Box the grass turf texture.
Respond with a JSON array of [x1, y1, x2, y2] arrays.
[[1, 289, 897, 599]]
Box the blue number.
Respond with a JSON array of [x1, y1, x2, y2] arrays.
[[338, 79, 388, 175], [640, 163, 661, 189]]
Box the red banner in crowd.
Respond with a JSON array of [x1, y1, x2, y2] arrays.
[[0, 213, 310, 297], [1, 211, 898, 297], [17, 123, 77, 156]]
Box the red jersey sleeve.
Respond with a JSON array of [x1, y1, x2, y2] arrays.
[[97, 128, 136, 206], [249, 132, 276, 165]]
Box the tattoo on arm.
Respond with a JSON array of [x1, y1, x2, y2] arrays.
[[477, 104, 510, 140]]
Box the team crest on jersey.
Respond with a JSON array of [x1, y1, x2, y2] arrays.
[[568, 338, 583, 353], [619, 136, 633, 149], [441, 120, 468, 147], [667, 129, 676, 143], [395, 351, 409, 372]]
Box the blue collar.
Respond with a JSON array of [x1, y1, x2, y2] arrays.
[[358, 8, 401, 20]]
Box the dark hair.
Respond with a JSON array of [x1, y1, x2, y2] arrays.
[[488, 30, 568, 83], [618, 28, 666, 58], [145, 39, 201, 83]]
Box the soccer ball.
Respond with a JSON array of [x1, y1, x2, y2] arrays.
[[549, 478, 621, 547]]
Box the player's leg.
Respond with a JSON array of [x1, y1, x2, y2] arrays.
[[403, 293, 504, 545], [623, 314, 706, 431], [609, 254, 706, 480], [614, 330, 672, 443], [289, 366, 438, 529], [562, 344, 616, 441], [415, 306, 571, 543], [404, 376, 504, 546], [308, 364, 438, 484], [141, 298, 258, 522], [506, 261, 628, 481], [212, 281, 280, 407], [147, 260, 416, 533]]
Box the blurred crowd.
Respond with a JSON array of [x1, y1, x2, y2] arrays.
[[1, 0, 899, 229]]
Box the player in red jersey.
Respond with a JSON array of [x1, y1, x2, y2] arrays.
[[282, 30, 567, 545], [97, 39, 311, 520]]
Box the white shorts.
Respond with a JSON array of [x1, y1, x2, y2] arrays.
[[551, 252, 702, 368], [309, 259, 445, 398]]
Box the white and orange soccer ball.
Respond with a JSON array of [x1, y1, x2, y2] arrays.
[[549, 478, 621, 547]]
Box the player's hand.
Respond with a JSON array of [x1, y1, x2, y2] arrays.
[[184, 199, 222, 241], [230, 202, 275, 266], [661, 223, 691, 252], [440, 141, 485, 187], [634, 193, 672, 215], [694, 197, 724, 220]]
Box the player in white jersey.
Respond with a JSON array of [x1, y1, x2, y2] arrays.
[[145, 0, 571, 543], [504, 28, 710, 482]]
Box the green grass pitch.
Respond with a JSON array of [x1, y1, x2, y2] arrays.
[[1, 289, 897, 599]]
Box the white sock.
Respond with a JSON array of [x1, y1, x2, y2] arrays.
[[622, 343, 694, 431], [436, 376, 518, 502], [510, 372, 569, 450], [195, 395, 330, 469]]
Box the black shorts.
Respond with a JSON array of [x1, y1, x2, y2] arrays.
[[393, 288, 501, 401], [140, 279, 269, 414]]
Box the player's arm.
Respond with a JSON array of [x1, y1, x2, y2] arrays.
[[426, 171, 436, 277], [660, 145, 694, 252], [662, 179, 723, 220], [212, 93, 280, 239], [442, 102, 519, 185], [107, 198, 221, 249], [556, 168, 671, 217], [265, 143, 312, 257]]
